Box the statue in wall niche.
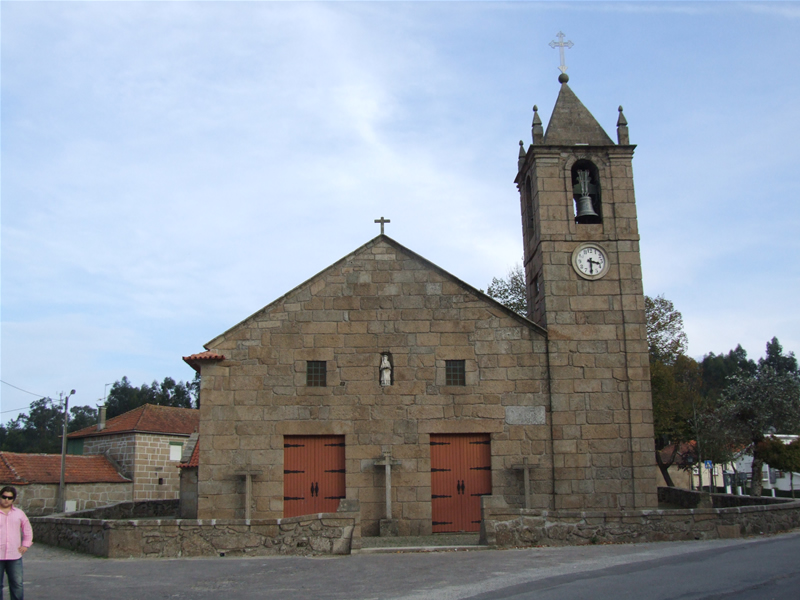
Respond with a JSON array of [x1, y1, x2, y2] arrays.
[[380, 354, 392, 387]]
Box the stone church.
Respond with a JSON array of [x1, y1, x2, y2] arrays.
[[184, 74, 658, 537]]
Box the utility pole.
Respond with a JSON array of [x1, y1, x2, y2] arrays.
[[693, 400, 704, 492], [58, 389, 76, 513]]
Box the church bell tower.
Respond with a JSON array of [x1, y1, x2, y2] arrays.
[[516, 62, 658, 509]]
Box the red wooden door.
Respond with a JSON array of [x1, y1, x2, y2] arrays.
[[284, 436, 346, 517], [430, 434, 491, 532]]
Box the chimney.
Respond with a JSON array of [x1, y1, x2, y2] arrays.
[[98, 405, 107, 431]]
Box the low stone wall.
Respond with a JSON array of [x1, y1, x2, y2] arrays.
[[67, 499, 179, 520], [31, 502, 361, 558], [658, 486, 791, 509], [480, 494, 800, 548], [32, 516, 111, 556]]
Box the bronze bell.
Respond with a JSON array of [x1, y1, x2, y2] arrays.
[[575, 194, 598, 219], [574, 169, 599, 222]]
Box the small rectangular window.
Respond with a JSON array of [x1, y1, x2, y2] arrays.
[[307, 361, 327, 387], [445, 360, 466, 386], [169, 442, 183, 461]]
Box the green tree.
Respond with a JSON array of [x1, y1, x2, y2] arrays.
[[701, 345, 757, 403], [651, 355, 701, 486], [645, 295, 688, 365], [486, 263, 527, 316], [0, 398, 62, 453], [105, 375, 198, 419], [760, 337, 798, 376], [646, 295, 699, 486], [714, 344, 800, 496], [68, 404, 99, 433], [0, 398, 98, 454]]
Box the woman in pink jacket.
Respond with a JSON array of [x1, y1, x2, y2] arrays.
[[0, 486, 33, 600]]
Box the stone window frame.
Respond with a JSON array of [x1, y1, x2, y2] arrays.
[[306, 360, 327, 387], [169, 442, 183, 461], [434, 358, 478, 387], [444, 360, 466, 386]]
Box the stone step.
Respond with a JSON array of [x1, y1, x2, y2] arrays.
[[357, 533, 487, 554]]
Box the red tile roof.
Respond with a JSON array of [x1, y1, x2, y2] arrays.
[[0, 454, 24, 485], [68, 404, 199, 439], [0, 452, 130, 485], [183, 351, 225, 372], [179, 440, 200, 469]]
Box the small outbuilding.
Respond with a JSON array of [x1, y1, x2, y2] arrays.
[[68, 404, 200, 501], [0, 451, 131, 515]]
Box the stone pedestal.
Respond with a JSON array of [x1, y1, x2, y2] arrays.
[[380, 518, 399, 537], [374, 448, 401, 524], [234, 470, 261, 521]]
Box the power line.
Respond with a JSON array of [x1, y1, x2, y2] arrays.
[[0, 398, 54, 415], [0, 380, 46, 398], [0, 380, 52, 415]]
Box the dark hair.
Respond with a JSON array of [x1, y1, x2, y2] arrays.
[[0, 486, 17, 500]]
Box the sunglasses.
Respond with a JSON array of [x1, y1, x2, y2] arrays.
[[0, 496, 14, 500]]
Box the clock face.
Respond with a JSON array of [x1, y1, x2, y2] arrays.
[[572, 244, 609, 280]]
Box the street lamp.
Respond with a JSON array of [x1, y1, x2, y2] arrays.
[[58, 389, 76, 513]]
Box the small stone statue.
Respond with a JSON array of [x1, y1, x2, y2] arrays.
[[380, 354, 392, 387]]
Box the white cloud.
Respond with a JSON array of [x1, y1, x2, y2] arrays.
[[3, 2, 799, 418]]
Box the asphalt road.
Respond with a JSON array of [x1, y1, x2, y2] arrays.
[[17, 531, 800, 600]]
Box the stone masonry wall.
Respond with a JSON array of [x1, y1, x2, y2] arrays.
[[658, 486, 791, 510], [83, 433, 136, 479], [83, 432, 189, 501], [132, 433, 189, 501], [31, 511, 360, 558], [12, 483, 133, 516], [198, 237, 551, 535], [520, 143, 657, 511], [68, 499, 179, 520], [480, 494, 800, 547]]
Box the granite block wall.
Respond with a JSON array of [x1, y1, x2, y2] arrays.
[[11, 483, 133, 516]]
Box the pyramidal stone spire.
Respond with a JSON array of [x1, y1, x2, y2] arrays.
[[542, 82, 614, 146]]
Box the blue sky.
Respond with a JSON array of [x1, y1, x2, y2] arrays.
[[2, 2, 799, 419]]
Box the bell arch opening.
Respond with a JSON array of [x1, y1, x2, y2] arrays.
[[571, 160, 602, 225]]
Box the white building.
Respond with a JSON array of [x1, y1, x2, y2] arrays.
[[734, 435, 799, 495]]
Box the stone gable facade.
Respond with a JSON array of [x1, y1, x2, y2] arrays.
[[82, 434, 137, 479], [197, 238, 553, 535]]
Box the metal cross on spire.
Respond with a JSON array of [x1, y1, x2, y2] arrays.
[[549, 31, 573, 74], [374, 216, 390, 234]]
